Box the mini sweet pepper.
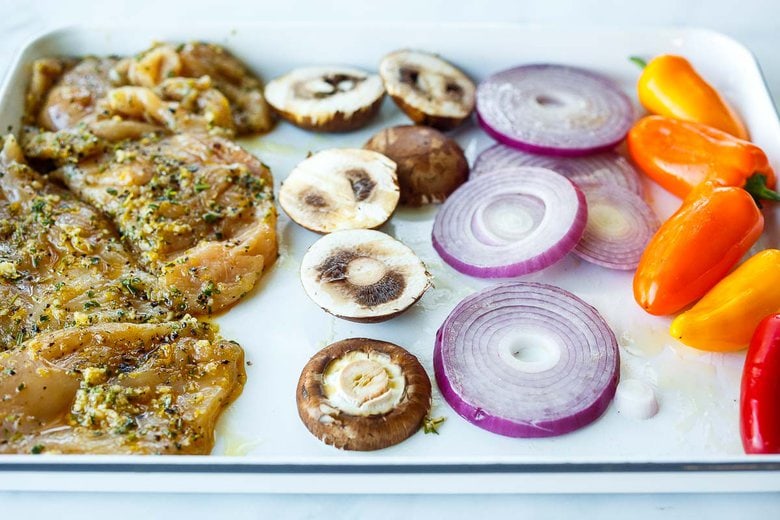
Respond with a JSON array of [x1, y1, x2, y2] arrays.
[[633, 181, 764, 316], [669, 249, 780, 352], [628, 116, 778, 200], [636, 54, 749, 140], [741, 313, 780, 454]]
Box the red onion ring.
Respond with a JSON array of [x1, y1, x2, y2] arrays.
[[434, 282, 620, 438], [432, 167, 586, 278], [472, 144, 644, 196], [573, 185, 659, 270], [476, 64, 634, 157]]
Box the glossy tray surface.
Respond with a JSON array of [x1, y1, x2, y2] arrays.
[[0, 22, 778, 493]]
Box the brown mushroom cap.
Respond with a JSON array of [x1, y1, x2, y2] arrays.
[[296, 338, 431, 451], [379, 50, 476, 131], [364, 125, 469, 206]]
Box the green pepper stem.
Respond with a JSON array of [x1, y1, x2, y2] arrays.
[[745, 173, 780, 204], [629, 56, 648, 69]]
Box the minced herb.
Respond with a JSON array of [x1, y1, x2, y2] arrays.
[[202, 212, 221, 223], [423, 416, 446, 435], [31, 199, 46, 213], [121, 277, 141, 296]]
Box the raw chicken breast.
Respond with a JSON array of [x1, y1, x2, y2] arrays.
[[123, 42, 275, 135], [33, 57, 118, 132], [0, 136, 172, 349], [55, 133, 277, 314], [27, 41, 274, 143], [27, 54, 235, 141], [0, 317, 245, 454]]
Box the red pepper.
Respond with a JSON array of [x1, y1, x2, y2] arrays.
[[740, 313, 780, 454]]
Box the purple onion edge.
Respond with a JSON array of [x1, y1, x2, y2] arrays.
[[431, 180, 589, 279], [475, 110, 627, 158], [433, 284, 621, 438], [470, 143, 645, 198]]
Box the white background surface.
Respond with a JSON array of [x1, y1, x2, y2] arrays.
[[1, 0, 779, 517]]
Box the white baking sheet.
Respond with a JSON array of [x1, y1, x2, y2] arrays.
[[0, 22, 778, 493]]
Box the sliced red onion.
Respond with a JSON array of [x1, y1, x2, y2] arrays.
[[432, 167, 586, 278], [434, 282, 620, 438], [573, 185, 659, 270], [476, 64, 634, 157], [472, 144, 644, 196]]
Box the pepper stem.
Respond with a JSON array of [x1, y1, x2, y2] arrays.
[[745, 173, 780, 204], [629, 56, 648, 69]]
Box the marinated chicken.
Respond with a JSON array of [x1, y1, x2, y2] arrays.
[[0, 137, 172, 349], [26, 41, 273, 143], [21, 42, 279, 316], [121, 42, 275, 135], [0, 138, 246, 454], [27, 55, 233, 141], [29, 57, 117, 132], [0, 318, 245, 454], [0, 40, 275, 454], [54, 133, 277, 315]]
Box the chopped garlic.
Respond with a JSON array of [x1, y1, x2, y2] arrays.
[[0, 261, 18, 279]]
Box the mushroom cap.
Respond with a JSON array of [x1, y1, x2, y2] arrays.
[[296, 338, 432, 451], [364, 125, 469, 206]]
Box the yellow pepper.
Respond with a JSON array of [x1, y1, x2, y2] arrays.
[[636, 55, 749, 140], [670, 249, 780, 352]]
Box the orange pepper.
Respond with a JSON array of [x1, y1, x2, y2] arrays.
[[628, 116, 777, 200], [633, 181, 764, 316], [669, 249, 780, 352], [637, 54, 749, 140]]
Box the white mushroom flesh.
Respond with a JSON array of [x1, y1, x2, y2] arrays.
[[264, 66, 385, 126], [279, 149, 399, 233], [322, 350, 405, 416], [300, 229, 430, 320], [380, 50, 475, 119]]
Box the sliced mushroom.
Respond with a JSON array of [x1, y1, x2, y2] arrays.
[[364, 125, 468, 206], [300, 229, 430, 322], [297, 338, 431, 451], [379, 50, 476, 131], [279, 149, 399, 233], [264, 66, 385, 132]]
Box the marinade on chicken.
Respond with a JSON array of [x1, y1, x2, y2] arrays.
[[0, 136, 172, 349], [0, 317, 245, 454], [29, 56, 117, 132], [0, 39, 274, 455], [25, 41, 273, 146], [20, 43, 279, 316], [54, 133, 277, 315], [27, 57, 233, 142], [121, 41, 275, 135]]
